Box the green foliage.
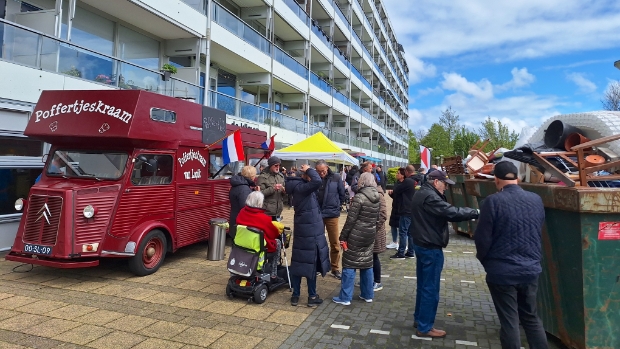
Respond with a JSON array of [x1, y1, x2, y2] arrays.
[[161, 63, 178, 74], [439, 106, 460, 141], [387, 166, 399, 184], [62, 66, 81, 78], [478, 117, 519, 151], [421, 123, 453, 162], [408, 130, 420, 164], [453, 127, 480, 158]]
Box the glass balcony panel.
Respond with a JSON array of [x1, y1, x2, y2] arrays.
[[283, 0, 310, 26], [2, 24, 40, 67], [273, 111, 306, 133], [274, 47, 308, 79], [311, 23, 331, 49], [332, 88, 349, 106], [39, 37, 59, 72], [181, 0, 207, 14], [213, 3, 271, 55], [172, 79, 203, 104], [117, 62, 162, 92], [334, 1, 349, 25], [333, 45, 349, 68], [58, 43, 115, 84], [310, 72, 332, 94]]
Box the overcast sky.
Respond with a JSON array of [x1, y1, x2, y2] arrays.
[[382, 0, 620, 135]]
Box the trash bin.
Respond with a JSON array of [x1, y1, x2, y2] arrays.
[[207, 218, 227, 261], [465, 179, 620, 349], [445, 174, 479, 237]]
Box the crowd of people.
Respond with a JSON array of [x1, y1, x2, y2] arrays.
[[228, 157, 548, 347]]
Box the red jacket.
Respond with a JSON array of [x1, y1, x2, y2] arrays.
[[235, 206, 280, 253]]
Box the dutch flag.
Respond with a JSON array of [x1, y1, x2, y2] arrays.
[[261, 135, 275, 151], [222, 130, 245, 164]]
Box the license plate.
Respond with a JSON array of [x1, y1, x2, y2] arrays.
[[23, 244, 52, 255]]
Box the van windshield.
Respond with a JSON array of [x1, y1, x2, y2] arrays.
[[46, 150, 128, 180]]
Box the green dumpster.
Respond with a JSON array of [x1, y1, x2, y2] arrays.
[[445, 175, 480, 237], [465, 179, 620, 349]]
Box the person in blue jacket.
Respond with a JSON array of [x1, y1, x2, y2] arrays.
[[286, 164, 330, 308]]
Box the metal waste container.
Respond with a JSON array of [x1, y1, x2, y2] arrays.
[[445, 174, 479, 237], [465, 179, 620, 349], [207, 218, 227, 261]]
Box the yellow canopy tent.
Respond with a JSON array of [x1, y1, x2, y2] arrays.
[[272, 132, 359, 166]]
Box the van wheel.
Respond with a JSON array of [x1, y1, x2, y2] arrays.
[[128, 230, 166, 276], [253, 285, 268, 304]]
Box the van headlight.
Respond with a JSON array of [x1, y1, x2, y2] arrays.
[[15, 198, 24, 211], [83, 205, 96, 218]]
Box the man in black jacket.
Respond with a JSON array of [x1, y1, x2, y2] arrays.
[[410, 170, 479, 338], [315, 160, 347, 280], [475, 162, 547, 349], [389, 165, 417, 259], [375, 165, 387, 191]]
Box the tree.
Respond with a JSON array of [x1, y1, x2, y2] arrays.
[[412, 129, 428, 142], [601, 81, 620, 111], [408, 130, 420, 164], [453, 127, 480, 158], [478, 117, 519, 151], [421, 123, 453, 163], [438, 106, 460, 141]]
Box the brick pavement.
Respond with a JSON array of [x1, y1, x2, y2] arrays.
[[0, 196, 566, 349]]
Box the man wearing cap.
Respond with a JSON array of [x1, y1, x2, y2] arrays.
[[410, 170, 479, 338], [474, 161, 547, 348], [257, 156, 286, 220]]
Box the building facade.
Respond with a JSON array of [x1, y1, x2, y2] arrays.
[[0, 0, 410, 249]]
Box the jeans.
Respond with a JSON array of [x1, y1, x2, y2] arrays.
[[397, 216, 414, 256], [339, 268, 373, 302], [290, 274, 317, 298], [390, 226, 399, 243], [413, 244, 444, 333], [487, 279, 548, 349], [323, 217, 341, 272], [373, 253, 381, 283]]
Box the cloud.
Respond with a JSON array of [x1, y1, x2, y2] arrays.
[[566, 72, 597, 93], [403, 51, 436, 84], [497, 68, 536, 91], [441, 73, 494, 100]]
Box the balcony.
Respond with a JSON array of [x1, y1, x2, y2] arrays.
[[0, 19, 203, 102], [283, 0, 311, 27], [274, 46, 308, 79], [212, 2, 271, 55]]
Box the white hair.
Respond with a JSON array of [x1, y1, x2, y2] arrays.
[[245, 191, 264, 208], [358, 172, 377, 188]]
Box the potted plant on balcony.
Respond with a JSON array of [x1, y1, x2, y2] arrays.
[[160, 63, 178, 81]]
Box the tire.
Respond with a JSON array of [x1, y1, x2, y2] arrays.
[[226, 284, 233, 299], [253, 284, 268, 304], [128, 230, 167, 276]]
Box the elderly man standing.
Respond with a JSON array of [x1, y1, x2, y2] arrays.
[[257, 156, 286, 221], [351, 161, 373, 193], [315, 160, 347, 280], [410, 170, 479, 338], [475, 162, 547, 349]]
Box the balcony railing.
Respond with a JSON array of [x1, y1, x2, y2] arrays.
[[330, 130, 348, 144], [351, 65, 371, 90], [333, 1, 350, 25], [352, 29, 363, 50], [333, 45, 349, 68], [311, 22, 332, 49], [310, 72, 332, 94], [274, 46, 308, 79], [212, 2, 271, 55], [181, 0, 207, 14], [0, 19, 204, 103], [332, 88, 349, 106], [283, 0, 311, 27]]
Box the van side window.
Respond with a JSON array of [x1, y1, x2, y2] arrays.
[[150, 108, 176, 123], [131, 154, 173, 185]]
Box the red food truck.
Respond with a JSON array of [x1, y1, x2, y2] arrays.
[[5, 90, 267, 275]]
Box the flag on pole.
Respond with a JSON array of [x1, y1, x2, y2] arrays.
[[261, 135, 276, 152], [420, 146, 431, 170], [222, 130, 245, 164]]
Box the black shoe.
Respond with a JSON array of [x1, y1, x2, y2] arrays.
[[331, 270, 342, 280], [291, 296, 299, 306], [405, 253, 415, 259], [390, 253, 406, 259], [414, 321, 419, 328], [308, 295, 323, 307]]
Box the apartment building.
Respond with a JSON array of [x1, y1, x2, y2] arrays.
[[0, 0, 410, 247]]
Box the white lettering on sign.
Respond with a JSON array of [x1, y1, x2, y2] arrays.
[[183, 169, 202, 180], [34, 100, 133, 124], [177, 149, 207, 167]]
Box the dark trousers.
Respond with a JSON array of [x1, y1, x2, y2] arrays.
[[373, 253, 381, 283], [290, 274, 317, 298], [397, 216, 414, 256], [487, 279, 548, 349], [413, 244, 444, 333]]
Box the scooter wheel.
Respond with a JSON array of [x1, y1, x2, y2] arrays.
[[226, 284, 233, 299], [253, 285, 268, 304]]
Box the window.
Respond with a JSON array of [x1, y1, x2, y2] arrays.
[[131, 154, 173, 185], [150, 108, 176, 123], [0, 168, 40, 215], [20, 2, 43, 12], [46, 150, 128, 179], [70, 6, 115, 56], [0, 137, 42, 156], [118, 26, 160, 70]]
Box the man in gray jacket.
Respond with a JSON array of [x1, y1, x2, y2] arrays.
[[257, 156, 286, 220]]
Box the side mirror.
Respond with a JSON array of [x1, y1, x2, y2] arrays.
[[137, 155, 148, 163], [145, 158, 158, 173]]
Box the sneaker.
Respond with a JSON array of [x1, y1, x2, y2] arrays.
[[390, 253, 406, 259], [358, 295, 372, 303], [405, 253, 415, 259], [331, 270, 342, 280], [307, 295, 323, 307], [386, 242, 398, 249], [354, 281, 360, 287], [332, 297, 351, 306], [373, 282, 383, 291], [416, 328, 447, 338], [291, 296, 299, 306]]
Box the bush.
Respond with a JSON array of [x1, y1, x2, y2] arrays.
[[387, 167, 399, 184]]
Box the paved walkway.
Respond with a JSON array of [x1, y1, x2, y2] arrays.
[[0, 196, 566, 349]]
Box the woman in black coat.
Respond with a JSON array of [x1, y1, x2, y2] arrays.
[[228, 166, 258, 235], [387, 167, 406, 249], [286, 165, 330, 307]]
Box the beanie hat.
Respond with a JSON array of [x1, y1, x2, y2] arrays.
[[267, 156, 281, 167]]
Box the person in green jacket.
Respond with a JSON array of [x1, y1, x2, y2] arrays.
[[257, 156, 286, 220]]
